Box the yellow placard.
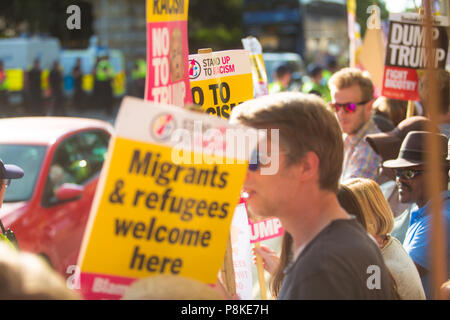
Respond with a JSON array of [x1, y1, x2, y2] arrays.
[[79, 137, 247, 283], [250, 54, 268, 84], [147, 0, 189, 23], [242, 37, 269, 98], [191, 73, 253, 119], [5, 69, 24, 91]]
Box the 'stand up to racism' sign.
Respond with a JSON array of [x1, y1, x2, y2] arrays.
[[189, 50, 253, 119], [382, 13, 449, 101], [77, 97, 253, 299], [145, 0, 192, 106]]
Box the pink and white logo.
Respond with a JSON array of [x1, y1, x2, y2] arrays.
[[151, 113, 176, 141], [189, 59, 201, 80]]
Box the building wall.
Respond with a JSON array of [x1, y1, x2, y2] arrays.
[[89, 0, 349, 75], [88, 0, 147, 75], [304, 16, 348, 62], [304, 1, 348, 65]]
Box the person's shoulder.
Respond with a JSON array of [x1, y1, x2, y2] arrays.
[[306, 219, 381, 261], [384, 237, 422, 274], [372, 114, 395, 133], [324, 219, 376, 245], [383, 236, 409, 259]]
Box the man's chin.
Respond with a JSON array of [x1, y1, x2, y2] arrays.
[[247, 203, 270, 219]]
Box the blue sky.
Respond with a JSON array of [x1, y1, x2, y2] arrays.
[[384, 0, 419, 13]]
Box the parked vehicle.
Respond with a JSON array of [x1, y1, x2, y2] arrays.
[[0, 36, 60, 105], [0, 36, 126, 108], [263, 52, 305, 90], [0, 117, 113, 275]]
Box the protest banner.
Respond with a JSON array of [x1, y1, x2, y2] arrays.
[[249, 211, 284, 300], [230, 201, 253, 299], [241, 198, 285, 299], [347, 0, 357, 68], [146, 0, 192, 106], [359, 24, 386, 91], [381, 13, 449, 101], [189, 49, 253, 119], [77, 97, 253, 299], [241, 36, 269, 98]]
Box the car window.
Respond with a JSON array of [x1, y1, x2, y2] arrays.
[[263, 54, 304, 84], [42, 130, 110, 206], [77, 130, 110, 178], [0, 144, 47, 202]]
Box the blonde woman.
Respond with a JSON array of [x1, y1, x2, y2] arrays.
[[344, 178, 426, 300]]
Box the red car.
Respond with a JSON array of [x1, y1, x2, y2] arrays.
[[0, 117, 113, 275]]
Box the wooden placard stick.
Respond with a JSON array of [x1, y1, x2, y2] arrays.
[[198, 48, 212, 54], [220, 235, 237, 297], [254, 242, 268, 300], [406, 100, 415, 118]]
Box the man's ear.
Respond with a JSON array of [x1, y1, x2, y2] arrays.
[[298, 151, 319, 182]]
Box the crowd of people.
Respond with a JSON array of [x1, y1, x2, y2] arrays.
[[248, 67, 450, 300], [0, 55, 147, 118]]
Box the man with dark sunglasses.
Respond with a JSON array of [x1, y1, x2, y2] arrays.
[[383, 131, 450, 299], [328, 68, 382, 182], [231, 92, 393, 300]]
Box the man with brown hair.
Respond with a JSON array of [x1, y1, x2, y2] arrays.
[[328, 68, 382, 182], [230, 92, 393, 299]]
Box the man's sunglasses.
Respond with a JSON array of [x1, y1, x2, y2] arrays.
[[330, 99, 372, 113], [248, 149, 287, 171], [4, 178, 11, 188], [249, 149, 268, 172], [395, 169, 424, 180]]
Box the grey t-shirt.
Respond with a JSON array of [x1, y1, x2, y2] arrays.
[[278, 219, 394, 300]]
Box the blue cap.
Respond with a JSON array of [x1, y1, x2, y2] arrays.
[[0, 159, 24, 179]]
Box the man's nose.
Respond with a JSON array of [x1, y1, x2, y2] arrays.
[[245, 169, 252, 182], [396, 176, 408, 185], [244, 168, 256, 185], [336, 107, 347, 118]]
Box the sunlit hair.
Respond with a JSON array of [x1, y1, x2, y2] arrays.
[[344, 178, 394, 236], [122, 275, 225, 300], [337, 184, 367, 229], [269, 232, 293, 298], [373, 97, 408, 126], [328, 67, 374, 102]]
